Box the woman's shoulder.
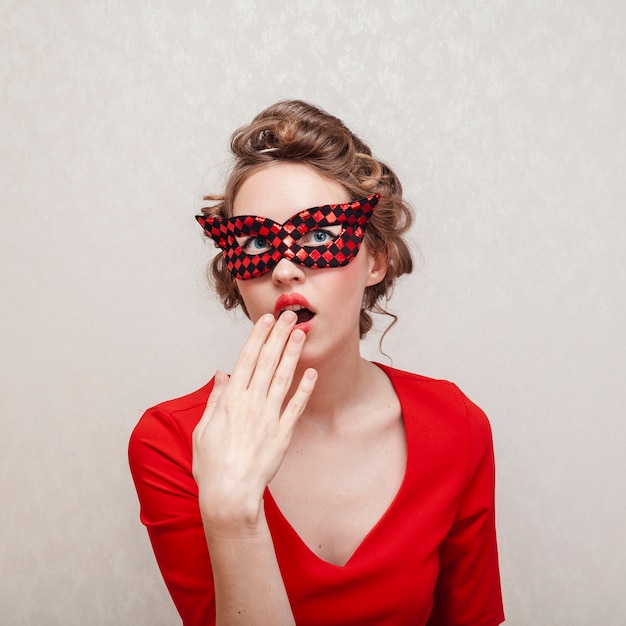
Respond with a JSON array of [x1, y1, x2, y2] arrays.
[[373, 362, 493, 437], [374, 361, 474, 397], [148, 379, 215, 417], [129, 379, 215, 450]]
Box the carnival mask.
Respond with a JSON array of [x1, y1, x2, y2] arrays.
[[195, 194, 379, 280]]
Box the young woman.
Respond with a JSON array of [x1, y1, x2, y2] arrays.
[[129, 100, 504, 625]]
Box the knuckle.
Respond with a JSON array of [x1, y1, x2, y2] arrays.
[[287, 396, 306, 415], [256, 348, 277, 371], [272, 371, 291, 388], [283, 342, 302, 358], [238, 347, 257, 368]]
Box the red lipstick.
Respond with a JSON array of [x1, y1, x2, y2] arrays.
[[274, 293, 316, 334]]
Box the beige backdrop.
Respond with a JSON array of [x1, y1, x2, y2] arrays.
[[2, 1, 625, 624]]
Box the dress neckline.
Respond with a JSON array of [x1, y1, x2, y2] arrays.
[[264, 363, 414, 569]]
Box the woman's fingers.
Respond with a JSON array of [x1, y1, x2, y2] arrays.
[[248, 311, 298, 392], [226, 313, 276, 390], [192, 322, 315, 510], [265, 328, 306, 407], [279, 368, 318, 436], [228, 311, 298, 394]]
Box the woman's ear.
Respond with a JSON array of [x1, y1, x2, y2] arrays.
[[365, 248, 389, 287]]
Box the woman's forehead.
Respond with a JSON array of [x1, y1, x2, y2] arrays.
[[232, 162, 350, 221]]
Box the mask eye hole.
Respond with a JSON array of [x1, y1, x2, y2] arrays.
[[300, 225, 342, 247], [236, 236, 271, 255]]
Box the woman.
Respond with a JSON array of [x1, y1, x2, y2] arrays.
[[129, 100, 504, 625]]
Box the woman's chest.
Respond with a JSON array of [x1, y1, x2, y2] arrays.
[[265, 447, 453, 626], [268, 411, 407, 567]]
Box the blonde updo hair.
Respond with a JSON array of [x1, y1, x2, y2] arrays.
[[200, 100, 414, 339]]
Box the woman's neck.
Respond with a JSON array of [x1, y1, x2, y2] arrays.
[[292, 351, 380, 432]]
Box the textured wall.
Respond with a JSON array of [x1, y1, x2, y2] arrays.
[[2, 1, 625, 624]]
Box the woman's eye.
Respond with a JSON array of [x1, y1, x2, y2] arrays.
[[240, 236, 271, 254], [300, 227, 340, 247]]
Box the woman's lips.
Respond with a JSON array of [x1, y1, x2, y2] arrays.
[[274, 294, 316, 334], [274, 293, 314, 318]]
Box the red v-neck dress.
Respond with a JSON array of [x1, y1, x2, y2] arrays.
[[129, 364, 504, 625]]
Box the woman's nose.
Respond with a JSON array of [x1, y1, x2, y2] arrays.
[[271, 258, 306, 284]]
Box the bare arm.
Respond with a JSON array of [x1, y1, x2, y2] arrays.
[[192, 311, 317, 624]]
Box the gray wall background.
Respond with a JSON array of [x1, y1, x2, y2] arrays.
[[2, 1, 625, 624]]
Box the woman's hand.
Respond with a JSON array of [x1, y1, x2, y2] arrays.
[[192, 311, 317, 536]]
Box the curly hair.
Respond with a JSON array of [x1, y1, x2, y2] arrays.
[[200, 100, 414, 339]]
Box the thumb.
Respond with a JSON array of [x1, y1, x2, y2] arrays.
[[207, 369, 229, 406], [213, 369, 229, 391], [198, 370, 229, 427]]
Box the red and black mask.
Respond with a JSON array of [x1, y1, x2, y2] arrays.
[[196, 194, 379, 280]]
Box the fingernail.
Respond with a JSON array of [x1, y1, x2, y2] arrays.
[[291, 329, 305, 344], [260, 313, 274, 327], [280, 310, 297, 324]]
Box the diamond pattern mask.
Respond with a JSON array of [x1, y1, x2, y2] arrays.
[[196, 194, 379, 280]]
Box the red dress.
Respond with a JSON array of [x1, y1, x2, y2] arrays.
[[129, 364, 504, 625]]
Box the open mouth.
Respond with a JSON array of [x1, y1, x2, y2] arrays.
[[277, 304, 315, 325]]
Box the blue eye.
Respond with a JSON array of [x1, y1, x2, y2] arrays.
[[241, 236, 271, 254], [312, 231, 330, 243], [301, 228, 340, 247]]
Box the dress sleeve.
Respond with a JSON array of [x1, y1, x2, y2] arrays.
[[426, 394, 505, 626], [128, 402, 215, 626]]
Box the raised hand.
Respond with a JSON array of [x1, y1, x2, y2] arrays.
[[192, 310, 317, 535]]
